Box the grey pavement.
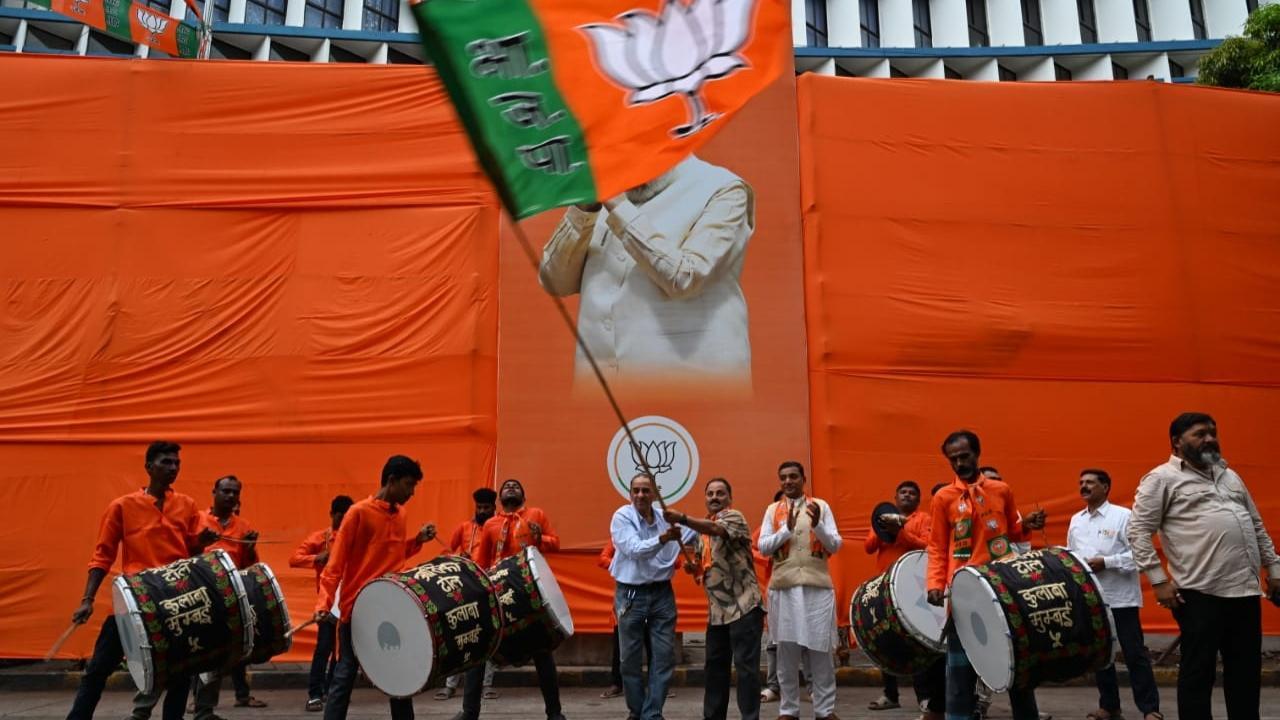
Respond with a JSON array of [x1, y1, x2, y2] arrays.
[[5, 687, 1280, 720]]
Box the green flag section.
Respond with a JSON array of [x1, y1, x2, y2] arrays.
[[29, 0, 205, 58], [411, 0, 792, 219]]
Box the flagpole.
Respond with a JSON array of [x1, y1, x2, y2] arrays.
[[505, 216, 699, 568]]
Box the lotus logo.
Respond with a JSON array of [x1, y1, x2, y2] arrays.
[[137, 9, 169, 43], [607, 415, 699, 504], [580, 0, 755, 138]]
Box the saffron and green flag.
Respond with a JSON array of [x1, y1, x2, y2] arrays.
[[30, 0, 206, 58], [410, 0, 791, 219]]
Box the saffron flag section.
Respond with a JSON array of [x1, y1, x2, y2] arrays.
[[29, 0, 205, 58], [411, 0, 792, 218]]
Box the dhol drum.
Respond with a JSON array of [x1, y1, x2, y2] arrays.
[[112, 550, 254, 694], [351, 555, 501, 698], [239, 563, 292, 665], [950, 546, 1116, 692], [849, 550, 947, 675], [487, 547, 574, 666]]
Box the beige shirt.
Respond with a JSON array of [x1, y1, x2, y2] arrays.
[[538, 156, 754, 386], [1128, 454, 1280, 597]]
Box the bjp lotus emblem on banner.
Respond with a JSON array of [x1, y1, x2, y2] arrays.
[[137, 8, 169, 44], [580, 0, 756, 137], [608, 415, 699, 503]]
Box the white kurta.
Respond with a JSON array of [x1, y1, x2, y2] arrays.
[[758, 497, 843, 653]]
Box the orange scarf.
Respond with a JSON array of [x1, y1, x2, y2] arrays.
[[493, 509, 526, 561], [770, 497, 826, 561]]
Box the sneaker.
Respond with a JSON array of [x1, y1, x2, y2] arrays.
[[868, 696, 900, 711], [305, 699, 323, 712], [760, 688, 779, 703]]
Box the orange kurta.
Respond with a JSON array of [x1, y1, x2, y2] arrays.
[[200, 510, 257, 569], [926, 476, 1025, 592], [317, 496, 425, 620], [863, 509, 930, 572], [448, 519, 485, 559], [473, 507, 559, 570], [290, 527, 333, 591], [88, 488, 204, 574]]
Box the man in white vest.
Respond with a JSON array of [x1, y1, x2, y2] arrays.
[[539, 155, 754, 388], [758, 460, 843, 720]]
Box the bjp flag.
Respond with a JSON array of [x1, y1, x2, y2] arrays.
[[29, 0, 206, 58], [411, 0, 791, 218]]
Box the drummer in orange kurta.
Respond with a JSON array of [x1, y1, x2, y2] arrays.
[[448, 487, 498, 560], [863, 480, 929, 572], [461, 479, 564, 720], [314, 455, 437, 720]]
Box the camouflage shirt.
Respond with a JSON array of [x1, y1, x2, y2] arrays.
[[702, 508, 763, 625]]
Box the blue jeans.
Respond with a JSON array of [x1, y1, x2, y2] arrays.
[[944, 626, 1038, 720], [617, 581, 677, 720]]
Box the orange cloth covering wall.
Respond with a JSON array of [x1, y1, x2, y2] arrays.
[[0, 56, 502, 660], [798, 74, 1280, 635]]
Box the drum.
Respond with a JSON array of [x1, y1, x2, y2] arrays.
[[239, 563, 292, 665], [487, 547, 574, 666], [950, 546, 1116, 691], [849, 550, 946, 675], [111, 550, 254, 694], [351, 555, 501, 698]]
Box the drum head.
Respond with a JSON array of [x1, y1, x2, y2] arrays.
[[889, 551, 946, 652], [110, 578, 153, 695], [951, 568, 1015, 692], [209, 549, 256, 662], [526, 548, 574, 637], [351, 579, 435, 698], [251, 563, 294, 656]]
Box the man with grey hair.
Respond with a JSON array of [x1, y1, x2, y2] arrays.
[[1129, 412, 1280, 720], [539, 155, 754, 386]]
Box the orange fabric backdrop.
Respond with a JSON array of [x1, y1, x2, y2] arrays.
[[798, 74, 1280, 634], [0, 56, 501, 660]]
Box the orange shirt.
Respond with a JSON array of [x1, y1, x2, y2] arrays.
[[473, 507, 559, 570], [89, 488, 204, 575], [200, 510, 257, 569], [597, 539, 615, 571], [291, 527, 333, 591], [317, 496, 425, 620], [926, 476, 1025, 592], [863, 509, 929, 572], [448, 519, 485, 559]]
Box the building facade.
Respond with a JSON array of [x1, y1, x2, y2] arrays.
[[0, 0, 1270, 80]]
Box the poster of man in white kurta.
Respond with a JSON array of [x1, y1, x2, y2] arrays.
[[539, 155, 754, 388]]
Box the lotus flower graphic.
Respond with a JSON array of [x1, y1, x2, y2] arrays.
[[137, 9, 169, 43], [631, 440, 677, 476], [580, 0, 755, 138]]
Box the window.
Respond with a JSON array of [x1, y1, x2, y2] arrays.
[[890, 65, 908, 78], [210, 39, 252, 59], [24, 26, 75, 51], [944, 65, 962, 79], [0, 27, 13, 46], [269, 41, 310, 61], [388, 48, 420, 64], [1188, 0, 1206, 40], [1077, 0, 1097, 43], [1112, 62, 1129, 79], [330, 44, 366, 62], [144, 0, 171, 13], [87, 29, 133, 55], [1169, 59, 1185, 77], [805, 0, 828, 47], [211, 0, 230, 22], [859, 0, 880, 49], [998, 65, 1018, 81], [246, 0, 286, 25], [1021, 0, 1042, 45], [1246, 0, 1258, 13], [912, 0, 932, 48], [1054, 62, 1072, 80], [305, 0, 343, 28], [1133, 0, 1152, 42], [967, 0, 989, 47], [363, 0, 398, 32]]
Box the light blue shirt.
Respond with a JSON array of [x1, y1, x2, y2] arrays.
[[609, 504, 698, 585]]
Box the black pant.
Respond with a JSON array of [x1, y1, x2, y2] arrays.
[[324, 623, 413, 720], [461, 651, 560, 720], [1095, 607, 1159, 716], [1173, 590, 1261, 720], [308, 620, 338, 700], [883, 673, 900, 703], [921, 657, 945, 714], [68, 618, 188, 720], [703, 607, 763, 720]]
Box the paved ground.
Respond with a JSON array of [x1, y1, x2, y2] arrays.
[[5, 686, 1280, 720]]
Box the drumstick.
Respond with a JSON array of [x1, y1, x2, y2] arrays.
[[1033, 503, 1049, 548], [285, 619, 318, 638], [216, 535, 286, 544], [44, 622, 80, 661]]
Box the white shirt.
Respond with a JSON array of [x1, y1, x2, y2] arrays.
[[608, 504, 697, 585], [1067, 501, 1141, 608]]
